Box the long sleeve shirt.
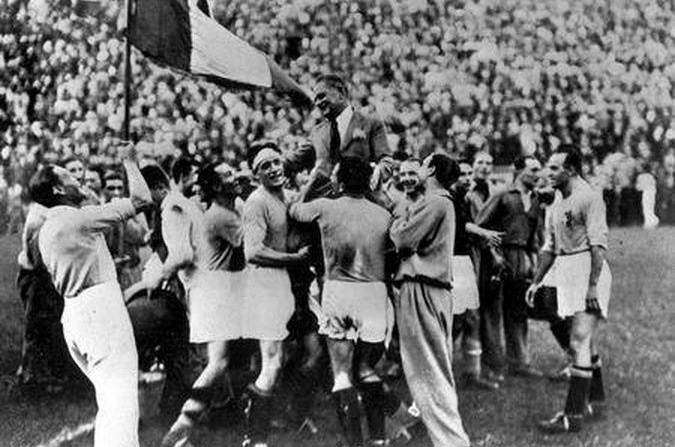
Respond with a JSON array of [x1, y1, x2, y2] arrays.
[[390, 188, 455, 289], [475, 185, 541, 252], [39, 199, 137, 298]]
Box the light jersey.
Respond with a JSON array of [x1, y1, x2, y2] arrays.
[[160, 191, 207, 286], [290, 196, 390, 282], [38, 199, 136, 298], [17, 202, 48, 270], [202, 202, 244, 271], [243, 187, 289, 258], [542, 180, 608, 255]]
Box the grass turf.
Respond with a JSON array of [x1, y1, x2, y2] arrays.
[[0, 227, 673, 446]]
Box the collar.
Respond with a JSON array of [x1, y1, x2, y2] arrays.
[[335, 105, 354, 140]]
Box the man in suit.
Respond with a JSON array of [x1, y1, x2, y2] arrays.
[[309, 74, 390, 194]]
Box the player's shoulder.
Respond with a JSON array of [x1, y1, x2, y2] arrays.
[[576, 181, 603, 203]]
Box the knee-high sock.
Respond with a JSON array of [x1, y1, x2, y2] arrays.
[[564, 365, 593, 416], [381, 382, 402, 416], [332, 387, 363, 447], [589, 355, 605, 403], [243, 384, 273, 444], [358, 381, 385, 441]]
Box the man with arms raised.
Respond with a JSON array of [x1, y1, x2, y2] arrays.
[[35, 143, 151, 447]]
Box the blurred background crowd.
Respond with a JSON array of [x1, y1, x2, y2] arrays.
[[0, 0, 673, 233]]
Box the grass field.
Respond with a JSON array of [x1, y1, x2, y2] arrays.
[[1, 227, 673, 447]]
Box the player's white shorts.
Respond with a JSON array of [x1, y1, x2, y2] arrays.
[[540, 250, 612, 318], [452, 255, 480, 315], [241, 265, 295, 341], [316, 280, 391, 343], [187, 269, 247, 343]]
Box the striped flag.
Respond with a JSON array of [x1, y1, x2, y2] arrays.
[[126, 0, 313, 108]]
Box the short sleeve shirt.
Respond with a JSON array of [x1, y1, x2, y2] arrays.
[[203, 203, 244, 271], [290, 196, 390, 282], [244, 187, 288, 259], [542, 181, 608, 255]]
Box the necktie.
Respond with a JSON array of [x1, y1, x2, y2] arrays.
[[329, 118, 341, 165]]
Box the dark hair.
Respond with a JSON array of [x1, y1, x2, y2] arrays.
[[140, 164, 170, 191], [171, 156, 198, 184], [60, 156, 83, 169], [555, 144, 583, 176], [428, 153, 461, 190], [247, 140, 281, 172], [316, 73, 349, 96], [401, 157, 422, 165], [337, 157, 373, 195], [85, 165, 104, 181], [29, 164, 61, 207], [457, 157, 472, 166], [513, 155, 537, 171], [284, 143, 316, 178], [197, 163, 219, 204]]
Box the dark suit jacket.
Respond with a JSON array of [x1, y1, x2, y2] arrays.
[[310, 110, 390, 178]]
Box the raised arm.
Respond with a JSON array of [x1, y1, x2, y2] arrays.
[[121, 143, 152, 211]]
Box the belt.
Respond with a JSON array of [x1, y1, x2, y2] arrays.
[[557, 248, 591, 257]]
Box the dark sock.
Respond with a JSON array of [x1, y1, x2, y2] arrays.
[[180, 386, 212, 422], [332, 388, 363, 446], [358, 381, 386, 440], [564, 365, 592, 416], [381, 382, 402, 416], [243, 384, 273, 444], [590, 356, 605, 403]]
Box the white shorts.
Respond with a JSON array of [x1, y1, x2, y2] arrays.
[[241, 265, 295, 340], [316, 280, 392, 343], [187, 270, 247, 343], [452, 256, 480, 315], [541, 251, 612, 318]]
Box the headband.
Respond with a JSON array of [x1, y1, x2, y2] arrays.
[[252, 148, 280, 172]]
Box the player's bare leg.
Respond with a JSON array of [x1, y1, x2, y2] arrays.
[[162, 341, 229, 447]]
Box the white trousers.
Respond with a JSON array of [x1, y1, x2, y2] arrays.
[[62, 281, 139, 447]]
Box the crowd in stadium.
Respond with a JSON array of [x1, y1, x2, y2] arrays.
[[0, 0, 674, 232]]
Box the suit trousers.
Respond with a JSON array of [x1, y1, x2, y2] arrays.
[[62, 281, 139, 447], [477, 249, 505, 373], [502, 278, 531, 368], [396, 281, 470, 447]]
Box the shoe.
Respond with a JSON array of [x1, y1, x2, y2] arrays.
[[508, 365, 544, 378], [464, 373, 499, 391], [242, 440, 268, 447], [547, 364, 572, 382], [161, 423, 193, 447], [386, 404, 420, 444], [296, 417, 319, 435], [483, 369, 505, 384], [585, 402, 606, 421], [538, 412, 582, 433]]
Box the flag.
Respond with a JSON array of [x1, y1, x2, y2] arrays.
[[125, 0, 313, 108]]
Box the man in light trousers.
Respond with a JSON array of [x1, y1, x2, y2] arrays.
[[390, 153, 470, 447]]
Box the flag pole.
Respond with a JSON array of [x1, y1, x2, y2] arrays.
[[123, 0, 132, 141]]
